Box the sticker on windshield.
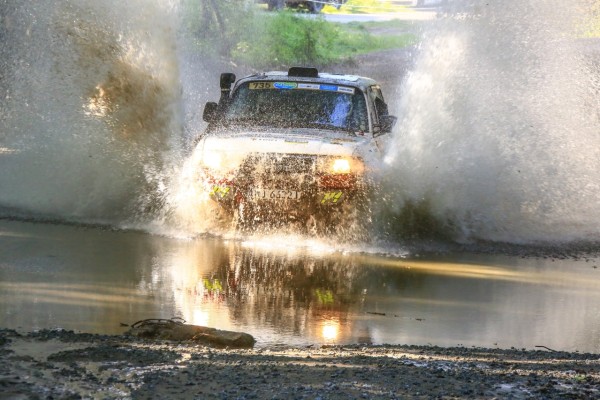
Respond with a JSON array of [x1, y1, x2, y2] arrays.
[[320, 84, 339, 92], [297, 83, 355, 94], [337, 86, 355, 94], [248, 82, 274, 90], [248, 81, 355, 94], [273, 82, 298, 90], [298, 83, 321, 90]]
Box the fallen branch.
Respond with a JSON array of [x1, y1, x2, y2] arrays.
[[127, 318, 255, 348], [535, 345, 559, 352]]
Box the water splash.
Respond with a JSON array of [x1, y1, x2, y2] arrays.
[[2, 0, 598, 248], [0, 1, 183, 224], [384, 0, 600, 244]]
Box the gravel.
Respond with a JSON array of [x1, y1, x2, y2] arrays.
[[1, 329, 599, 399]]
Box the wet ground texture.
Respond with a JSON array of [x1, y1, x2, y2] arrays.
[[1, 329, 599, 399]]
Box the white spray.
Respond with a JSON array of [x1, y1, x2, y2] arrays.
[[0, 1, 183, 224], [385, 0, 600, 244]]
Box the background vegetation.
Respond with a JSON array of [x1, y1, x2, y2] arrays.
[[182, 0, 418, 68], [323, 0, 407, 14]]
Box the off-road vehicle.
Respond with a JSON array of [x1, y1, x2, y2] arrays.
[[263, 0, 346, 13], [196, 67, 396, 235]]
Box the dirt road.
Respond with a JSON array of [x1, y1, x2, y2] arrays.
[[2, 329, 599, 399]]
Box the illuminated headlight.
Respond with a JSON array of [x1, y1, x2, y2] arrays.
[[332, 159, 351, 174], [203, 152, 223, 170], [201, 150, 244, 172], [319, 156, 364, 175]]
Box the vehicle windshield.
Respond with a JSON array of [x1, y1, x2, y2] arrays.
[[222, 81, 369, 134]]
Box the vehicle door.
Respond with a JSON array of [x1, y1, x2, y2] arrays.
[[367, 85, 392, 154]]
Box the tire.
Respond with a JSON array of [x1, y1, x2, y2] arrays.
[[308, 1, 324, 13]]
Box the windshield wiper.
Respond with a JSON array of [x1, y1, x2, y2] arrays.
[[302, 122, 352, 133], [223, 119, 354, 134]]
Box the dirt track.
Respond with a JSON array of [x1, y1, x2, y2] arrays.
[[2, 329, 599, 399]]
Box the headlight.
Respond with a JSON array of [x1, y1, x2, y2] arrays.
[[318, 156, 364, 175], [201, 150, 245, 172], [203, 152, 223, 170], [332, 159, 351, 174]]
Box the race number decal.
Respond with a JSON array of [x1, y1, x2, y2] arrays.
[[248, 82, 274, 90]]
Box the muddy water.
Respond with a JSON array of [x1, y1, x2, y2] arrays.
[[2, 0, 600, 358], [1, 219, 599, 353]]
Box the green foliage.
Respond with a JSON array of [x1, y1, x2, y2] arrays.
[[233, 13, 417, 67], [182, 0, 257, 57], [324, 0, 408, 14], [234, 12, 339, 67], [330, 21, 418, 58], [183, 1, 417, 67]]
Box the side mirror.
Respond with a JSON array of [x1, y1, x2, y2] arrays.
[[220, 73, 236, 90], [379, 115, 398, 133], [203, 102, 219, 123]]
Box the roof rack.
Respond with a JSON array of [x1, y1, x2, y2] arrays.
[[288, 67, 319, 78]]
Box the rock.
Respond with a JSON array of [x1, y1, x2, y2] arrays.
[[126, 319, 255, 348]]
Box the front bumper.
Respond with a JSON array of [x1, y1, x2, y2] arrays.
[[206, 173, 364, 211], [199, 152, 370, 222]]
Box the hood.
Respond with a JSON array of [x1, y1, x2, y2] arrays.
[[198, 128, 369, 158]]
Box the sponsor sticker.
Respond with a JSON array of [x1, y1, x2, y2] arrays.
[[273, 82, 298, 90], [297, 83, 321, 90], [319, 84, 338, 92], [248, 81, 355, 94], [337, 86, 356, 94]]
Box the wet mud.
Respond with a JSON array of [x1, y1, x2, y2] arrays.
[[1, 329, 598, 399]]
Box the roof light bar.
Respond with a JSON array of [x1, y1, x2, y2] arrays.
[[288, 67, 319, 78]]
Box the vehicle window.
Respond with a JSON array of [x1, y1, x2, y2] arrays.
[[368, 85, 389, 122], [222, 82, 369, 134]]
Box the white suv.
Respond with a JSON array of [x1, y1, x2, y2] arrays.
[[195, 67, 396, 235]]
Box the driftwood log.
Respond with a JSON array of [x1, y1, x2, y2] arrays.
[[126, 318, 255, 348]]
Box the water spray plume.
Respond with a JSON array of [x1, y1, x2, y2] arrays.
[[0, 1, 183, 224], [385, 0, 600, 245], [1, 0, 598, 248]]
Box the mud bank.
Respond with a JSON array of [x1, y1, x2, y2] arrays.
[[1, 329, 598, 399]]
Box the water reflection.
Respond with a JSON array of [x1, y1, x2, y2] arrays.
[[163, 239, 371, 345], [161, 236, 600, 352], [1, 220, 599, 352]]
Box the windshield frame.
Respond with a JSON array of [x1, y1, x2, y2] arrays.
[[217, 80, 372, 136]]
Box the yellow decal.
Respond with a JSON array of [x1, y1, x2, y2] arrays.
[[248, 82, 274, 90], [315, 289, 334, 305], [203, 278, 223, 292], [210, 186, 230, 199], [321, 191, 343, 204]]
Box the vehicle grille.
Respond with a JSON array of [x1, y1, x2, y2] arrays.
[[242, 154, 316, 174], [237, 153, 317, 189]]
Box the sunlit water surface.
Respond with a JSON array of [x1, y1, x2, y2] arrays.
[[1, 220, 599, 353]]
